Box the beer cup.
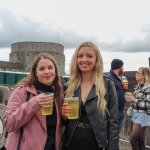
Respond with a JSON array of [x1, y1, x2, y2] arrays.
[[125, 92, 132, 96], [42, 92, 54, 115], [125, 92, 133, 104], [122, 76, 128, 88], [64, 97, 79, 119]]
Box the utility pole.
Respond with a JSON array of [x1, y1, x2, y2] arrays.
[[58, 31, 59, 43], [149, 57, 150, 68]]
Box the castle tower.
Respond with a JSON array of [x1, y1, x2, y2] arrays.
[[9, 41, 65, 75]]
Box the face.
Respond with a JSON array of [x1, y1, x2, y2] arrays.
[[77, 46, 96, 73], [36, 58, 56, 86], [135, 68, 144, 83], [118, 67, 124, 76]]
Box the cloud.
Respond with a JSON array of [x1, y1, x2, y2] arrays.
[[100, 25, 150, 53], [0, 8, 150, 53], [100, 37, 150, 53], [0, 8, 86, 49]]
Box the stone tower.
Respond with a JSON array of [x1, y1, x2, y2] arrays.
[[0, 41, 65, 75]]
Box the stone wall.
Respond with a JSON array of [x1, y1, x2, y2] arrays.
[[0, 61, 24, 71]]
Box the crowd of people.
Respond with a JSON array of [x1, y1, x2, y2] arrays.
[[1, 41, 150, 150]]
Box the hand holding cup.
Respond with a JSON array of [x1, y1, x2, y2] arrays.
[[64, 97, 79, 119], [125, 92, 135, 102], [36, 92, 54, 115], [62, 103, 72, 120]]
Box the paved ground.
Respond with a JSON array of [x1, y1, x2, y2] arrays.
[[120, 139, 132, 150], [120, 138, 150, 150]]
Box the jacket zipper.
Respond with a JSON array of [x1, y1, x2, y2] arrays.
[[103, 119, 108, 147], [103, 110, 110, 147], [66, 117, 80, 146]]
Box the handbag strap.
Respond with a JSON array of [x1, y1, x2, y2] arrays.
[[17, 91, 30, 150], [17, 127, 23, 150]]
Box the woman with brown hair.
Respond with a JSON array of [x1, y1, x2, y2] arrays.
[[4, 53, 63, 150]]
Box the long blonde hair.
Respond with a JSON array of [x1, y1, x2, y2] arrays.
[[66, 42, 106, 113]]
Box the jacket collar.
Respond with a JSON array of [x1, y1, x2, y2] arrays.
[[110, 70, 122, 81], [25, 85, 37, 95], [74, 85, 97, 102]]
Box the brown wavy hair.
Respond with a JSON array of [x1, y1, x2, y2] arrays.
[[16, 53, 63, 112]]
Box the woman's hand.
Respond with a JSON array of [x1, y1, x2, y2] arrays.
[[61, 103, 71, 120], [124, 94, 135, 102], [35, 93, 52, 107]]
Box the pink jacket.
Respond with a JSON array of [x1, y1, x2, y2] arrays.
[[4, 85, 62, 150]]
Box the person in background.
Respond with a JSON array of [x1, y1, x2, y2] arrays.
[[106, 59, 128, 150], [61, 42, 118, 150], [125, 67, 150, 150], [4, 53, 63, 150]]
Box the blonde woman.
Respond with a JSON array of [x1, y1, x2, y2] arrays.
[[125, 67, 150, 150], [62, 42, 118, 150]]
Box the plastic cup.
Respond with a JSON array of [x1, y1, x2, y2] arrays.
[[64, 97, 79, 119], [122, 76, 128, 88], [122, 81, 128, 88], [42, 92, 54, 115], [125, 92, 132, 96]]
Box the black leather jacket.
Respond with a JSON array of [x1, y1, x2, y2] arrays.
[[62, 76, 118, 150]]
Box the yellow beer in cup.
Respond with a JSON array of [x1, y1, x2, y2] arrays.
[[64, 97, 79, 119], [125, 92, 132, 96], [121, 76, 128, 88], [42, 92, 54, 115]]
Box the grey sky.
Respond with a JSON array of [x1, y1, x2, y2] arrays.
[[0, 7, 150, 53], [0, 8, 86, 49]]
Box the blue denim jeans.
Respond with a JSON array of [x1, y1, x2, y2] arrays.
[[117, 110, 125, 150]]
